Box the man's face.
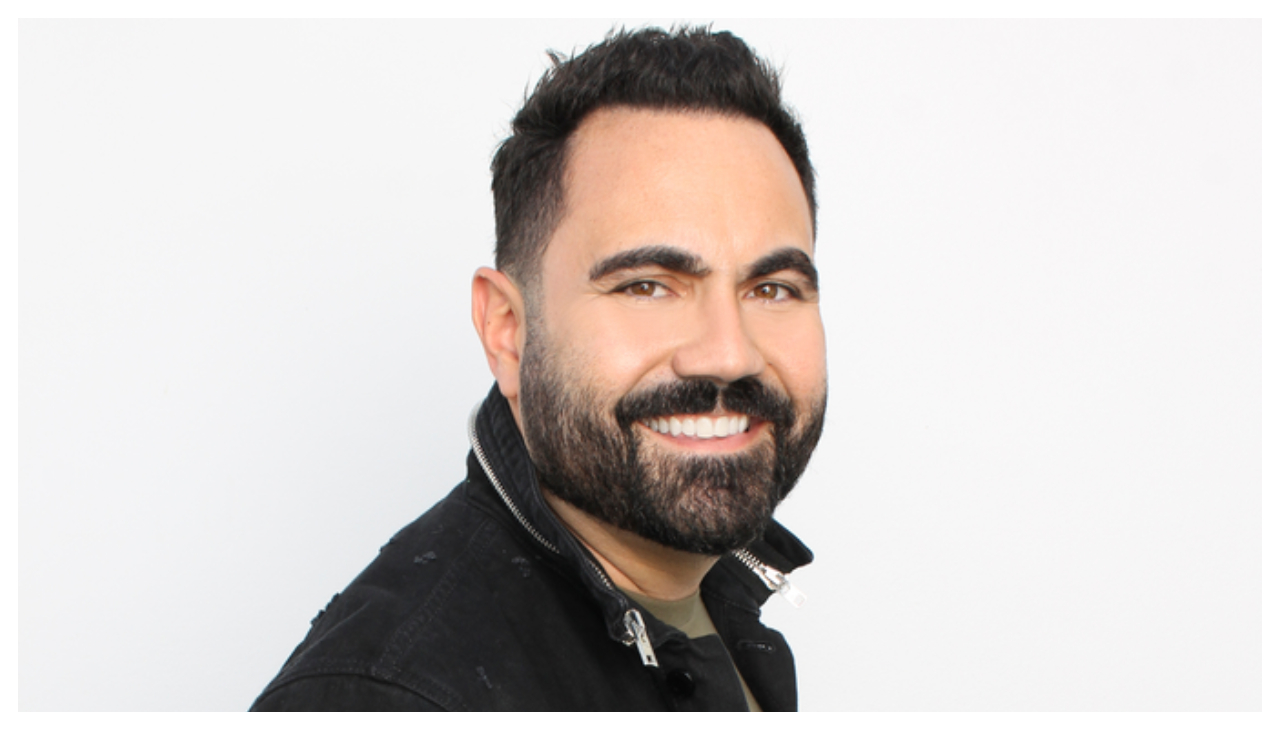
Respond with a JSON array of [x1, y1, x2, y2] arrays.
[[518, 108, 827, 555]]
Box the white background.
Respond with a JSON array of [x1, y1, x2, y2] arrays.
[[19, 18, 1260, 711]]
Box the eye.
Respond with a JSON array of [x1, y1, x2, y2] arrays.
[[617, 280, 671, 299], [749, 282, 798, 302]]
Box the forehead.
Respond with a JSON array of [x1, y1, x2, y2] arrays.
[[545, 108, 814, 276]]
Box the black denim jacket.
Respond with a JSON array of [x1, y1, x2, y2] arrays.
[[251, 385, 813, 711]]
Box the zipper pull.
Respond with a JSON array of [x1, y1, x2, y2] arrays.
[[752, 562, 808, 608], [623, 608, 659, 667]]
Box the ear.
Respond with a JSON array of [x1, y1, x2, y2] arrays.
[[471, 267, 526, 402]]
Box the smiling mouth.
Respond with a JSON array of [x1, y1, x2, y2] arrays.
[[641, 414, 752, 440]]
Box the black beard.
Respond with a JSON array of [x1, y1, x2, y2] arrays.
[[519, 329, 826, 556]]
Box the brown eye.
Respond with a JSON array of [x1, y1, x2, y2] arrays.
[[752, 283, 792, 301], [620, 281, 668, 298]]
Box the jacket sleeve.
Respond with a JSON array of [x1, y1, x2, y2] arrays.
[[250, 675, 447, 711]]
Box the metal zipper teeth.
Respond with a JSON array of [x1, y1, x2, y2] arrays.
[[734, 548, 807, 607], [465, 404, 628, 623], [733, 548, 780, 590], [467, 403, 560, 556]]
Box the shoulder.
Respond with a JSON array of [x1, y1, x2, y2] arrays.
[[252, 478, 594, 711], [253, 480, 513, 710]]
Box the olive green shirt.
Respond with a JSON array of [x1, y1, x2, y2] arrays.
[[621, 588, 762, 712]]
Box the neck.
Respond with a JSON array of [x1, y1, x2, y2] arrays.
[[541, 489, 718, 601]]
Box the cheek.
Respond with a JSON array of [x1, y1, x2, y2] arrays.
[[751, 312, 827, 394], [554, 304, 683, 389]]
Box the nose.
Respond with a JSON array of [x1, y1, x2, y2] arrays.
[[670, 293, 766, 385]]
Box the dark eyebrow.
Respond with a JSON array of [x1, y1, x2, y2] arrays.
[[588, 245, 712, 282], [746, 247, 819, 291]]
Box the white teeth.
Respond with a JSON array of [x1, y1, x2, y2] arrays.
[[646, 414, 752, 440]]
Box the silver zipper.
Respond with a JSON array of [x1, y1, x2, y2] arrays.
[[585, 558, 655, 667], [733, 548, 807, 607], [623, 609, 659, 667], [467, 403, 559, 556], [467, 402, 659, 667]]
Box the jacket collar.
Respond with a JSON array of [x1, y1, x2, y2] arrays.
[[467, 383, 813, 643]]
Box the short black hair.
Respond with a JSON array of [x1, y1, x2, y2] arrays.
[[490, 25, 817, 291]]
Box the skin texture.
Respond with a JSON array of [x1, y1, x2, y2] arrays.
[[472, 108, 826, 600]]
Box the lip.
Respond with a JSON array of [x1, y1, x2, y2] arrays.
[[637, 416, 767, 454]]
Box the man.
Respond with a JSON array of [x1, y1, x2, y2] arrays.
[[251, 25, 826, 711]]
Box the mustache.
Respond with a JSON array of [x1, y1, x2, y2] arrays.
[[613, 377, 796, 431]]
